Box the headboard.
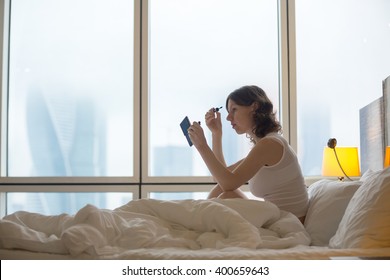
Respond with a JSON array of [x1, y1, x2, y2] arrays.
[[359, 75, 390, 173], [383, 76, 390, 146]]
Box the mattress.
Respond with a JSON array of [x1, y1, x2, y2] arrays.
[[2, 246, 390, 260]]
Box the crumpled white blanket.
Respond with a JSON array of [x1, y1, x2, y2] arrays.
[[0, 198, 310, 256]]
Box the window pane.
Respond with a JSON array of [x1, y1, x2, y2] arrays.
[[295, 0, 390, 176], [8, 0, 134, 177], [149, 191, 259, 200], [150, 192, 208, 200], [149, 0, 280, 176], [6, 192, 133, 215]]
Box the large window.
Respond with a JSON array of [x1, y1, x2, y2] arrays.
[[1, 0, 281, 214], [148, 0, 279, 178], [4, 0, 389, 216], [3, 0, 135, 214], [295, 0, 390, 176], [8, 0, 134, 177]]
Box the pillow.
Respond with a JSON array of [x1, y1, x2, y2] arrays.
[[329, 168, 390, 248], [304, 179, 362, 246], [359, 169, 376, 182]]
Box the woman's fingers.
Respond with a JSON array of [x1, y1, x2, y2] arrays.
[[188, 122, 205, 143]]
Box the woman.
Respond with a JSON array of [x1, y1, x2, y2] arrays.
[[188, 85, 308, 222]]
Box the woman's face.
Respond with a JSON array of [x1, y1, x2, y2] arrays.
[[226, 99, 256, 136]]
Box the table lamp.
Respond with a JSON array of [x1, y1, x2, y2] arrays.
[[322, 138, 360, 181], [384, 146, 390, 168]]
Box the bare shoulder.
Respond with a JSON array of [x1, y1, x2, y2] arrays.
[[256, 136, 283, 150], [250, 137, 283, 166]]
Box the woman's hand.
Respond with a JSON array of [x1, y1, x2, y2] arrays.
[[187, 122, 208, 150], [205, 108, 222, 136]]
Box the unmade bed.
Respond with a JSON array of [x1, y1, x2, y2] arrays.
[[1, 168, 390, 260]]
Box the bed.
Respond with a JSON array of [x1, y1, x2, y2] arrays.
[[1, 168, 390, 260]]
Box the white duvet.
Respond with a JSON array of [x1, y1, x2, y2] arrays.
[[0, 198, 310, 257]]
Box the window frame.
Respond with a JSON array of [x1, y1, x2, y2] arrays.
[[0, 0, 142, 185], [141, 0, 295, 183], [0, 0, 297, 216]]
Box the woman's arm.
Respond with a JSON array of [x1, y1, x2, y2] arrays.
[[205, 109, 227, 166], [188, 122, 283, 191], [211, 132, 226, 166]]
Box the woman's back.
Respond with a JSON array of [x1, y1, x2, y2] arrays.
[[249, 133, 308, 218]]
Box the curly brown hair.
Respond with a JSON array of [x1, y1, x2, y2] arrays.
[[225, 85, 282, 142]]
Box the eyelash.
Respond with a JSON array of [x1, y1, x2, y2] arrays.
[[227, 107, 236, 114]]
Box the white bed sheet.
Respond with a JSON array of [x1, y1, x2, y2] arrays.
[[0, 199, 311, 257], [1, 246, 390, 260], [1, 198, 390, 260]]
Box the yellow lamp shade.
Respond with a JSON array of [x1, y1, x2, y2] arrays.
[[322, 147, 360, 177], [384, 146, 390, 168]]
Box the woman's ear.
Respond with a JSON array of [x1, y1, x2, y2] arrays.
[[251, 102, 259, 112]]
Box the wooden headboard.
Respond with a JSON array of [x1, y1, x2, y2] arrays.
[[359, 75, 390, 173]]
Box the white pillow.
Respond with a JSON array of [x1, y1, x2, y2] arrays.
[[304, 179, 362, 246], [359, 169, 376, 182], [329, 168, 390, 248]]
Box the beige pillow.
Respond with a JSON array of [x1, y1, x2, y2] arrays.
[[304, 179, 362, 246], [329, 168, 390, 248]]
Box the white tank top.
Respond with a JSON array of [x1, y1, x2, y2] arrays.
[[248, 133, 309, 217]]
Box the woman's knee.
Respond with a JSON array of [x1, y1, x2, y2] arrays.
[[207, 185, 224, 199]]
